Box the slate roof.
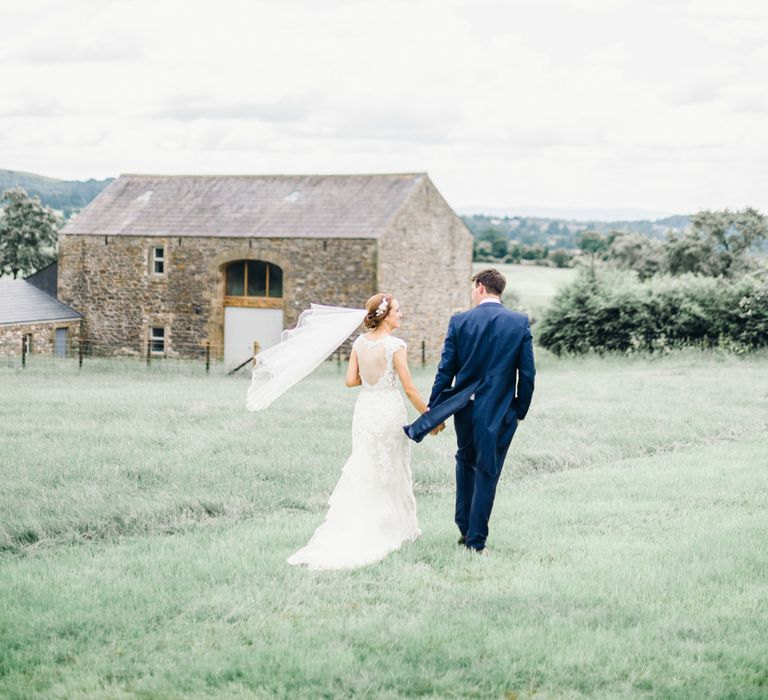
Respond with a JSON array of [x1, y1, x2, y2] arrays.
[[61, 173, 427, 239], [0, 278, 82, 326]]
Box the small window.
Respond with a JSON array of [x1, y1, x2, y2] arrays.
[[152, 247, 165, 275], [150, 327, 165, 354], [226, 261, 245, 296], [246, 260, 267, 296], [268, 263, 282, 298], [225, 260, 283, 299]]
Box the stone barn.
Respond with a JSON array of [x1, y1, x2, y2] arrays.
[[0, 271, 82, 357], [57, 173, 473, 367]]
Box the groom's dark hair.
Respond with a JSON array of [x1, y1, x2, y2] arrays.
[[471, 268, 506, 296]]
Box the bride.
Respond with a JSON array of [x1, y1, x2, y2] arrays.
[[286, 293, 429, 571]]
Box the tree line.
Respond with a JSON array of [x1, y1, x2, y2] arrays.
[[537, 209, 768, 354], [468, 209, 767, 275], [2, 185, 766, 289], [579, 209, 767, 278], [464, 212, 690, 267]]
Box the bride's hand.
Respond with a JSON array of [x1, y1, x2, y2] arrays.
[[430, 422, 446, 436]]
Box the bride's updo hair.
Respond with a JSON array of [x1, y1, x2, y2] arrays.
[[364, 293, 393, 330]]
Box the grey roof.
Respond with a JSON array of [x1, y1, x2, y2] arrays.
[[61, 173, 427, 239], [0, 278, 82, 326]]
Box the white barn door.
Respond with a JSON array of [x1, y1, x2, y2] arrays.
[[224, 307, 283, 369]]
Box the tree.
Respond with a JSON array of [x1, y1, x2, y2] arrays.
[[507, 243, 522, 263], [479, 228, 501, 243], [577, 230, 608, 255], [665, 208, 767, 277], [546, 220, 561, 236], [607, 233, 664, 280], [520, 244, 547, 260], [692, 208, 767, 257], [0, 187, 60, 278], [491, 237, 509, 258], [664, 230, 721, 276], [473, 240, 493, 261]]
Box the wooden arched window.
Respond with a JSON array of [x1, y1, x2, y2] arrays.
[[224, 260, 283, 308]]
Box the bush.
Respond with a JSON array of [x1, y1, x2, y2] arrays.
[[548, 249, 573, 268], [537, 268, 768, 354], [491, 237, 509, 258]]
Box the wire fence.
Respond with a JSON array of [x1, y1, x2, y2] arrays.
[[1, 335, 430, 375]]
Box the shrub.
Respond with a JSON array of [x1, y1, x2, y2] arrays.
[[537, 268, 768, 354], [548, 249, 573, 268], [491, 237, 509, 258]]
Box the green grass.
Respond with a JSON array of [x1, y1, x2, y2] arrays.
[[1, 351, 767, 698], [473, 262, 578, 314]]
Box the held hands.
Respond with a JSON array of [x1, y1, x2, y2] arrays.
[[419, 408, 445, 436], [430, 422, 446, 436]]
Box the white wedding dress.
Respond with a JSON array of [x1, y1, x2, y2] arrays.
[[287, 333, 422, 570]]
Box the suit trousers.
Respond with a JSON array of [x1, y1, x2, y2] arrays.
[[454, 402, 501, 551]]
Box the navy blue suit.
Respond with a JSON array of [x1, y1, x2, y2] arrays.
[[403, 300, 535, 550]]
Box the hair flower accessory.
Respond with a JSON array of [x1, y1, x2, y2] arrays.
[[375, 297, 389, 317]]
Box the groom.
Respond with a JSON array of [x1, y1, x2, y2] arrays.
[[403, 269, 535, 552]]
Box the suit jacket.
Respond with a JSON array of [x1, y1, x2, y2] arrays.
[[404, 301, 535, 477]]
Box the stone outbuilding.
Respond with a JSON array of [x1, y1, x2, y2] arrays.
[[0, 268, 83, 357], [57, 173, 473, 367]]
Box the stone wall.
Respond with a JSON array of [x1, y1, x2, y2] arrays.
[[56, 177, 472, 365], [377, 177, 474, 363], [57, 235, 378, 359], [0, 320, 82, 357]]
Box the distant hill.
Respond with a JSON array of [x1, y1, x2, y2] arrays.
[[457, 206, 676, 221], [0, 168, 691, 249], [461, 213, 691, 251], [0, 169, 112, 219]]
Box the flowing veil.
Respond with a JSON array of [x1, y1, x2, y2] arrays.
[[245, 304, 366, 411]]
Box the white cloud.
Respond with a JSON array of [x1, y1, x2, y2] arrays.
[[1, 0, 768, 213]]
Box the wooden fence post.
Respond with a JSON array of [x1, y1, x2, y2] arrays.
[[78, 338, 84, 369], [146, 339, 151, 366], [21, 335, 27, 368], [421, 340, 426, 367], [205, 342, 210, 374]]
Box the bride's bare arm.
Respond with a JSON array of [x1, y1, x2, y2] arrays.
[[345, 349, 362, 387], [393, 347, 428, 414]]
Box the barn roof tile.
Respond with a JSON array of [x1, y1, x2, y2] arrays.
[[61, 173, 427, 239], [0, 279, 82, 326]]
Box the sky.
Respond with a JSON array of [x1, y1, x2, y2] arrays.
[[2, 0, 768, 218]]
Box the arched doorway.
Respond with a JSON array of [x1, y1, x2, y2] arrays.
[[223, 260, 284, 368]]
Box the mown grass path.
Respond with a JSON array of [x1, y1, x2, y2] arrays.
[[1, 353, 767, 698]]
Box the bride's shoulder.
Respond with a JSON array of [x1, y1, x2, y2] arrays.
[[353, 332, 374, 348], [388, 335, 407, 351]]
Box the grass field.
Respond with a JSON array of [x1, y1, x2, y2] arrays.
[[472, 262, 578, 314], [2, 267, 767, 698], [2, 349, 767, 698]]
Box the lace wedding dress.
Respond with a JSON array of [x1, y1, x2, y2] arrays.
[[287, 333, 422, 570]]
